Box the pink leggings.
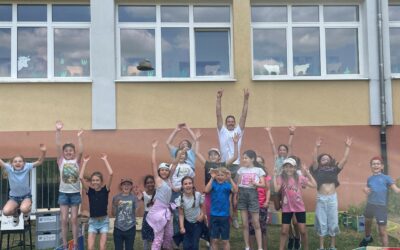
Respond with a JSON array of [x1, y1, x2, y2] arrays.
[[151, 218, 173, 250]]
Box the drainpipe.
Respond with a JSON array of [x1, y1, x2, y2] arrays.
[[376, 0, 388, 174]]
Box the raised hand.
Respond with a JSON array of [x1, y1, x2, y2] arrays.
[[289, 125, 296, 133], [83, 155, 90, 162], [178, 123, 186, 129], [217, 89, 224, 99], [345, 136, 353, 147], [209, 169, 217, 179], [316, 137, 323, 147], [39, 144, 47, 152], [265, 127, 272, 132], [77, 129, 84, 137], [301, 163, 310, 173], [195, 129, 202, 140], [152, 140, 159, 148], [226, 170, 232, 180], [243, 88, 250, 100], [232, 133, 240, 143], [100, 153, 107, 161], [55, 120, 63, 131]]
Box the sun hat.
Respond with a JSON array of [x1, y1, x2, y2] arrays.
[[137, 59, 154, 71], [208, 148, 221, 156], [120, 177, 133, 185]]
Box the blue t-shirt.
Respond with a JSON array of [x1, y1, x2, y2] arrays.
[[170, 147, 196, 170], [210, 180, 231, 217], [5, 162, 34, 197], [367, 174, 394, 206]]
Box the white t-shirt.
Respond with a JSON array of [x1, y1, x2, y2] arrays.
[[175, 191, 204, 223], [143, 191, 155, 212], [58, 158, 80, 193], [237, 166, 266, 189], [171, 163, 195, 189], [218, 126, 243, 165]]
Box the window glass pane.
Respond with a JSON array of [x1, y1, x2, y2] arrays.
[[0, 5, 12, 21], [293, 27, 320, 76], [389, 5, 400, 22], [253, 29, 287, 76], [292, 6, 319, 22], [390, 28, 400, 73], [18, 5, 47, 22], [120, 29, 155, 77], [324, 6, 359, 22], [162, 28, 189, 77], [118, 6, 156, 22], [0, 29, 11, 77], [161, 6, 189, 22], [326, 28, 359, 74], [54, 29, 90, 77], [251, 6, 287, 22], [17, 27, 47, 78], [52, 5, 90, 22], [194, 6, 230, 22], [195, 30, 230, 76]]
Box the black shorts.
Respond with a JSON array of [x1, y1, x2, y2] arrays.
[[282, 212, 306, 224], [364, 203, 388, 226]]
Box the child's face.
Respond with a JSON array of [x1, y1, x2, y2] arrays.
[[159, 168, 170, 179], [278, 146, 288, 157], [242, 154, 253, 167], [216, 171, 227, 183], [319, 155, 331, 166], [283, 164, 295, 176], [177, 150, 187, 163], [179, 141, 190, 150], [208, 151, 221, 163], [121, 182, 133, 194], [182, 178, 193, 194], [63, 146, 76, 160], [370, 160, 383, 174], [12, 156, 25, 170], [145, 178, 155, 191], [91, 175, 102, 190]]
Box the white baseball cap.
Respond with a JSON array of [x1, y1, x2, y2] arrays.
[[283, 158, 297, 167]]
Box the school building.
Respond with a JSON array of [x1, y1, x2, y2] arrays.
[[0, 0, 399, 213]]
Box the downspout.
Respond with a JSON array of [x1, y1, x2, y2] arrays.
[[376, 0, 388, 174]]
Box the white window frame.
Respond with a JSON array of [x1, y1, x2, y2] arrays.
[[116, 4, 234, 82], [389, 3, 400, 78], [251, 2, 365, 81], [0, 3, 91, 82]]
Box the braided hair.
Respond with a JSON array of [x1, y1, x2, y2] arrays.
[[180, 176, 196, 208]]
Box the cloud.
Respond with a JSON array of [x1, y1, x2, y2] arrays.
[[120, 29, 155, 58]]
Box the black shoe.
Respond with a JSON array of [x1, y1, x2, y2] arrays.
[[287, 237, 294, 250], [294, 238, 301, 250], [359, 236, 373, 247]]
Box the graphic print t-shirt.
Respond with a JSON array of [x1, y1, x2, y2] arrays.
[[278, 176, 308, 213], [112, 193, 137, 231], [58, 158, 80, 193], [237, 166, 266, 189]]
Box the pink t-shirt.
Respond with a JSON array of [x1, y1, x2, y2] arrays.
[[257, 175, 271, 206], [278, 176, 308, 213]]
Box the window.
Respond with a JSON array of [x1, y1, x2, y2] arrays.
[[251, 4, 362, 79], [0, 4, 90, 80], [389, 5, 400, 75], [117, 5, 232, 80]]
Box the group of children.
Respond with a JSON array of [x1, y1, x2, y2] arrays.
[[1, 118, 400, 250]]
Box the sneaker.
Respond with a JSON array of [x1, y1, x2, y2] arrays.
[[12, 215, 19, 226], [23, 213, 30, 221], [328, 248, 337, 250], [232, 218, 240, 229], [359, 236, 373, 247], [294, 237, 301, 250], [287, 237, 294, 249]]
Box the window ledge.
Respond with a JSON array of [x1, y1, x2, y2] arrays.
[[115, 77, 237, 83], [391, 75, 400, 79], [252, 75, 369, 81], [0, 78, 92, 83]]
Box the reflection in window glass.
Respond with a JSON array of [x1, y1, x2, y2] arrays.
[[17, 5, 47, 22], [293, 28, 320, 76], [253, 29, 287, 75], [326, 28, 359, 74], [120, 29, 155, 77], [389, 5, 400, 22], [0, 5, 12, 21], [324, 6, 358, 22], [17, 27, 47, 78], [292, 6, 319, 22], [390, 28, 400, 73], [194, 6, 230, 22], [54, 29, 90, 77], [161, 6, 189, 22], [52, 5, 90, 22], [0, 29, 11, 77], [195, 30, 230, 76], [251, 6, 287, 22], [118, 6, 156, 22], [162, 28, 189, 77]]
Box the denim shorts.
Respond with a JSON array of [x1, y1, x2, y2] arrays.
[[58, 192, 81, 206], [88, 216, 109, 234], [315, 193, 340, 236], [210, 216, 230, 240], [10, 193, 32, 205], [237, 187, 259, 212], [364, 203, 388, 225]]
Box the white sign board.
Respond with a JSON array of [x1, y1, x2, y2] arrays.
[[1, 213, 24, 231]]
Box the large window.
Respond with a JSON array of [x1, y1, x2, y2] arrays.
[[0, 4, 90, 80], [390, 4, 400, 75], [252, 4, 362, 79], [117, 5, 232, 80]]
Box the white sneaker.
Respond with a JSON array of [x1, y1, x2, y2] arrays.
[[12, 215, 19, 226], [23, 213, 30, 221], [232, 218, 240, 229]]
